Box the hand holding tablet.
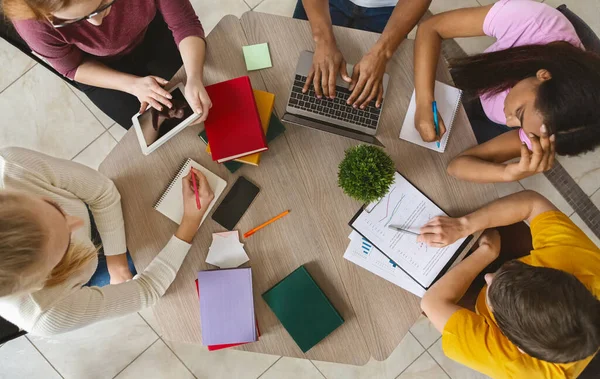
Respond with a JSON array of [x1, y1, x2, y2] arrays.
[[132, 83, 201, 155]]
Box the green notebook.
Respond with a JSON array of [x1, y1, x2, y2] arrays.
[[262, 265, 344, 352], [198, 113, 286, 174]]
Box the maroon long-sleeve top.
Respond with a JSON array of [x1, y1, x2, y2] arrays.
[[13, 0, 205, 79]]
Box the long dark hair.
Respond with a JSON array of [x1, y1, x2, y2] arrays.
[[450, 42, 600, 156]]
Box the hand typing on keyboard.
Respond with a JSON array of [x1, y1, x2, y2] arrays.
[[346, 48, 388, 110], [301, 41, 387, 111], [302, 40, 352, 99]]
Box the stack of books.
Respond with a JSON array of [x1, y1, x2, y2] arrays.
[[196, 268, 259, 351], [199, 76, 286, 173]]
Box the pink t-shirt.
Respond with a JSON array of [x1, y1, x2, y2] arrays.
[[13, 0, 204, 79], [480, 0, 583, 126]]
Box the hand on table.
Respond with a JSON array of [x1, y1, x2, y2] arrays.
[[132, 76, 173, 113], [303, 40, 351, 99], [106, 254, 134, 285], [417, 216, 470, 248], [347, 48, 388, 109], [504, 125, 555, 181], [414, 99, 446, 142], [185, 75, 212, 124]]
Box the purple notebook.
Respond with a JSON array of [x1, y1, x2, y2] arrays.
[[198, 268, 256, 345]]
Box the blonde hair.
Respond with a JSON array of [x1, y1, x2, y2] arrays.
[[1, 0, 73, 21], [0, 192, 96, 297]]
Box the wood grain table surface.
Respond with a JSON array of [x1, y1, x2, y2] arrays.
[[99, 12, 497, 365]]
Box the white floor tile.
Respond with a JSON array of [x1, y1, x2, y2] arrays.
[[409, 315, 441, 349], [115, 339, 194, 379], [430, 0, 481, 15], [0, 337, 61, 379], [71, 87, 116, 128], [245, 0, 264, 9], [191, 0, 251, 35], [477, 0, 542, 5], [544, 0, 600, 36], [454, 36, 495, 55], [312, 333, 424, 379], [0, 39, 36, 93], [494, 181, 525, 199], [165, 339, 280, 379], [260, 357, 325, 379], [108, 123, 127, 142], [556, 151, 600, 196], [138, 307, 162, 336], [569, 213, 600, 248], [254, 0, 297, 17], [398, 352, 450, 379], [428, 339, 491, 379], [28, 313, 158, 379], [72, 132, 117, 170], [0, 65, 105, 159], [519, 174, 574, 215]]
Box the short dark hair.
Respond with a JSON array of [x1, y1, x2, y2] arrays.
[[450, 42, 600, 156], [488, 260, 600, 363]]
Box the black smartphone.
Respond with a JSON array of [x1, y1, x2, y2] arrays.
[[212, 176, 260, 230]]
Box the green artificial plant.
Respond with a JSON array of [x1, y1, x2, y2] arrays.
[[337, 145, 395, 203]]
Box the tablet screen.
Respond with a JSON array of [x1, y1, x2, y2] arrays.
[[136, 87, 195, 147]]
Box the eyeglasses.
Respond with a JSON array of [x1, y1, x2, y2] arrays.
[[50, 0, 117, 28]]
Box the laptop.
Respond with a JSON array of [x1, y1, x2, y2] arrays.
[[283, 50, 390, 147]]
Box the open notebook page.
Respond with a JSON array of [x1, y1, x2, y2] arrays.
[[154, 158, 227, 225], [351, 172, 468, 288], [399, 81, 462, 153]]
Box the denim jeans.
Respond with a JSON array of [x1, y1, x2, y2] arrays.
[[84, 207, 137, 287], [293, 0, 395, 33]]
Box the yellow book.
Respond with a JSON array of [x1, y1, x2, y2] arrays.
[[206, 89, 275, 166]]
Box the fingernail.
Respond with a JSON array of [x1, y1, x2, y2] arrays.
[[302, 89, 306, 93], [550, 135, 556, 141], [541, 124, 547, 133], [168, 95, 173, 99], [196, 109, 202, 114], [529, 133, 534, 137], [353, 104, 357, 109], [317, 95, 322, 99]]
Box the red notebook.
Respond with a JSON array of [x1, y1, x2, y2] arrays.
[[204, 76, 268, 163], [195, 279, 260, 351]]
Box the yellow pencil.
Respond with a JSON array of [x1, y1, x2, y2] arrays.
[[243, 210, 291, 238]]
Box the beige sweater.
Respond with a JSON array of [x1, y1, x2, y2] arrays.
[[0, 147, 191, 336]]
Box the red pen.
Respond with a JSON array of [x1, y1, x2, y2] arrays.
[[191, 169, 201, 209]]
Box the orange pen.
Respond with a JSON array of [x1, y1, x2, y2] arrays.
[[243, 210, 290, 238]]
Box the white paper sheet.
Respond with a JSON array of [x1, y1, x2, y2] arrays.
[[344, 231, 425, 297], [205, 231, 249, 269], [399, 81, 462, 153]]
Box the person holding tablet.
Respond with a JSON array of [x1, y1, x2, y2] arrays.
[[413, 0, 600, 183], [3, 0, 211, 129], [294, 0, 431, 109], [0, 147, 214, 335]]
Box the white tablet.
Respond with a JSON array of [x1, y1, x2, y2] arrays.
[[132, 83, 201, 155]]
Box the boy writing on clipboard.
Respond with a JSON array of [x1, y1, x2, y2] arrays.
[[419, 190, 600, 379]]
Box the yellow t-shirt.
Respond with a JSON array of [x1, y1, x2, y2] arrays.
[[442, 211, 600, 379]]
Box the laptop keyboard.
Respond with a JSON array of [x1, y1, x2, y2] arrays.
[[287, 74, 381, 129]]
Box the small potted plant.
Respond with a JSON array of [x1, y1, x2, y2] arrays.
[[338, 145, 395, 203]]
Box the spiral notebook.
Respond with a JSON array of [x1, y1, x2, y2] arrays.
[[399, 81, 462, 153], [154, 158, 227, 225]]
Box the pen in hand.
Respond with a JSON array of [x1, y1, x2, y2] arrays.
[[191, 170, 201, 210], [432, 101, 440, 148]]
